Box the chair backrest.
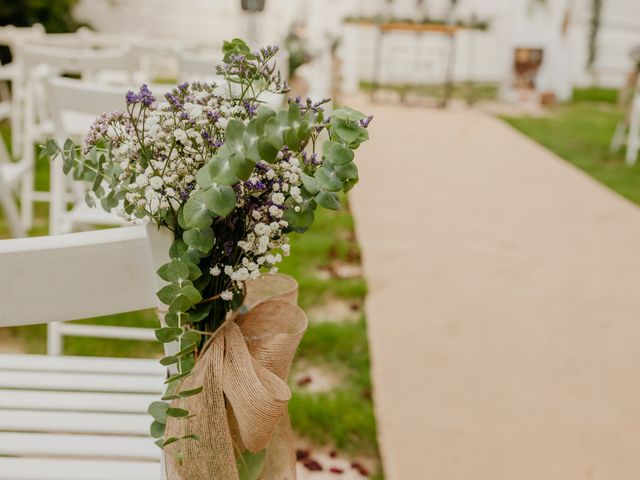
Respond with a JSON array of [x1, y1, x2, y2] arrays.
[[46, 77, 128, 138], [178, 52, 223, 82], [0, 24, 44, 50], [18, 44, 134, 81], [0, 225, 171, 328]]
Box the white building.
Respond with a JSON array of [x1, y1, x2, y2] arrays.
[[73, 0, 640, 100], [337, 0, 640, 100], [74, 0, 300, 47]]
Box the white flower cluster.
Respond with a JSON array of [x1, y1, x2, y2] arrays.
[[84, 82, 244, 222], [83, 82, 308, 305], [208, 155, 303, 300]]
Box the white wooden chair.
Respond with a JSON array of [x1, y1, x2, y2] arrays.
[[0, 100, 30, 238], [130, 40, 182, 83], [178, 52, 224, 83], [0, 127, 29, 238], [625, 92, 640, 166], [45, 77, 131, 235], [0, 225, 172, 480], [0, 24, 45, 158], [16, 45, 134, 231]]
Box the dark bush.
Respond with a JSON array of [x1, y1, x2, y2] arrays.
[[0, 0, 82, 64], [0, 0, 81, 32]]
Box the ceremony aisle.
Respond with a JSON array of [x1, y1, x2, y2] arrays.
[[350, 99, 640, 480]]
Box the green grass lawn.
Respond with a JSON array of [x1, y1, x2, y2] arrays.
[[361, 80, 498, 103], [0, 120, 381, 473], [501, 89, 640, 206]]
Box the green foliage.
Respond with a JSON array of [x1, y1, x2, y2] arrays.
[[0, 0, 82, 33]]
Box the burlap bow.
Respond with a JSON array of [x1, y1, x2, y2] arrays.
[[164, 274, 307, 480]]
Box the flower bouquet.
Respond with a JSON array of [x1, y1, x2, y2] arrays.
[[45, 38, 371, 479]]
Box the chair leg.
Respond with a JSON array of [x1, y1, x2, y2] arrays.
[[11, 83, 23, 158], [0, 180, 26, 238], [20, 169, 34, 231], [626, 97, 640, 166], [49, 157, 66, 235], [610, 121, 626, 154], [47, 322, 63, 356]]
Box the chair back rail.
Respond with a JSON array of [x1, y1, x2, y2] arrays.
[[18, 45, 134, 80], [0, 225, 171, 328]]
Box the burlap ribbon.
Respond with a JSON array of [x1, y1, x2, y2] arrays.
[[164, 274, 307, 480]]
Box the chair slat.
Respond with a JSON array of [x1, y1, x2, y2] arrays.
[[57, 323, 157, 342], [0, 409, 149, 436], [0, 390, 157, 413], [0, 457, 158, 480], [0, 354, 162, 375], [0, 226, 172, 327], [0, 432, 157, 460], [0, 370, 163, 394]]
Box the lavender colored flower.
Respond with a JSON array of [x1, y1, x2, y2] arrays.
[[244, 101, 258, 117], [360, 115, 374, 128], [126, 84, 155, 107], [165, 92, 183, 111]]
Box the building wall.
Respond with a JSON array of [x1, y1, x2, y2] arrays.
[[73, 0, 640, 91], [341, 0, 640, 91], [74, 0, 301, 47]]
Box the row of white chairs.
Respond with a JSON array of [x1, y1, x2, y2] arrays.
[[0, 45, 228, 239], [0, 24, 293, 239]]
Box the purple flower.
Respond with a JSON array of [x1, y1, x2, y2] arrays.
[[206, 110, 221, 122], [244, 101, 257, 117], [165, 92, 183, 111], [126, 84, 155, 107], [125, 90, 138, 104], [360, 115, 374, 128], [139, 84, 155, 107]]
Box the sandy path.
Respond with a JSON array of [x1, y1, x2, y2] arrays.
[[349, 101, 640, 480]]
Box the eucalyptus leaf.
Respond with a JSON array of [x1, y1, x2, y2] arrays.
[[165, 372, 192, 384], [183, 193, 215, 230], [181, 284, 203, 304], [157, 284, 181, 305], [148, 401, 169, 423], [208, 146, 241, 185], [166, 407, 190, 418], [176, 342, 197, 358], [181, 330, 203, 346], [183, 227, 215, 254], [201, 184, 237, 217], [155, 327, 182, 343], [237, 450, 266, 480], [332, 106, 367, 122], [323, 140, 354, 165], [169, 294, 196, 313], [300, 173, 320, 195], [187, 303, 212, 324], [160, 355, 179, 366], [315, 165, 343, 192], [162, 437, 180, 447], [150, 420, 166, 438], [315, 191, 341, 210], [179, 386, 204, 398], [157, 259, 190, 283]]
